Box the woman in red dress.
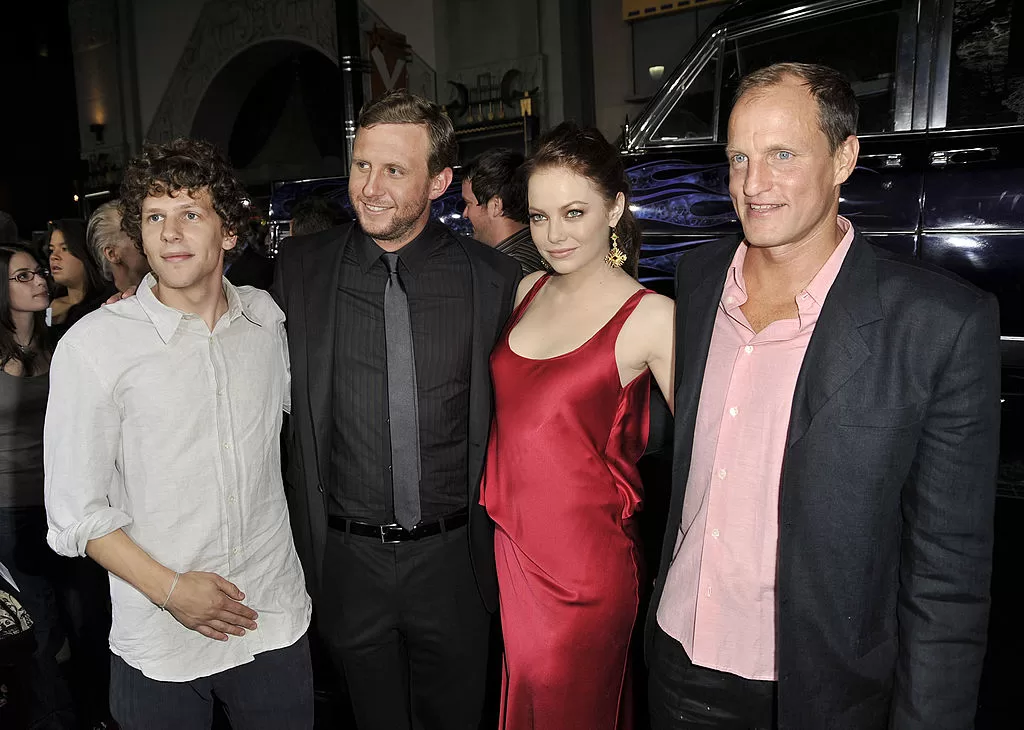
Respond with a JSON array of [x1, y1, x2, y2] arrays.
[[480, 123, 675, 730]]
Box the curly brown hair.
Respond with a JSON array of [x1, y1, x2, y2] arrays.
[[118, 138, 249, 254]]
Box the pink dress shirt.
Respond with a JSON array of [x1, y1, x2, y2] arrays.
[[657, 217, 855, 681]]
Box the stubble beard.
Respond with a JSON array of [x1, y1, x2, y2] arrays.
[[358, 198, 431, 243]]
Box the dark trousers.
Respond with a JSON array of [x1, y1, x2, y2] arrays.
[[319, 523, 492, 730], [649, 625, 778, 730], [109, 633, 313, 730]]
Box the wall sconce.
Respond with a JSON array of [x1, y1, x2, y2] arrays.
[[648, 65, 665, 82], [89, 123, 106, 145]]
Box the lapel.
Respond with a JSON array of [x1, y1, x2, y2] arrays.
[[463, 240, 505, 494], [300, 224, 352, 486], [677, 243, 737, 418], [787, 233, 883, 447]]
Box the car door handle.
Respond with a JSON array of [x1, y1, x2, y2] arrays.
[[930, 147, 1000, 166], [860, 153, 903, 169]]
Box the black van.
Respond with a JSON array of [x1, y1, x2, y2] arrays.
[[269, 0, 1024, 487], [623, 0, 1024, 496]]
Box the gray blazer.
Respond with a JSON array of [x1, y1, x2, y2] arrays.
[[648, 231, 1000, 729]]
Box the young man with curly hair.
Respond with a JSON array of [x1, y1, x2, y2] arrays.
[[43, 138, 313, 729]]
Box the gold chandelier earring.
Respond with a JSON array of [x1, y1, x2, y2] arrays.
[[605, 230, 627, 268]]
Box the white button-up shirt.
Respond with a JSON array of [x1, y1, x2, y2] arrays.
[[44, 274, 310, 682]]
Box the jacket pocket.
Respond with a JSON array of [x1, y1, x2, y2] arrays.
[[837, 402, 926, 429]]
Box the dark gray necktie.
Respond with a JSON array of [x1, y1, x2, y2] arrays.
[[382, 252, 421, 530]]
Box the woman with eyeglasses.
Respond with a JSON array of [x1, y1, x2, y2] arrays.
[[45, 219, 111, 341], [0, 245, 78, 728]]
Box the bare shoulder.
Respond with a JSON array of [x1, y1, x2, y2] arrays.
[[515, 270, 547, 306], [632, 291, 674, 329]]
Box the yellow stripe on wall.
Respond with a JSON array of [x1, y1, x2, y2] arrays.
[[622, 0, 731, 21]]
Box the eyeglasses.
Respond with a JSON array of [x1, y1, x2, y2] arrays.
[[8, 269, 47, 284]]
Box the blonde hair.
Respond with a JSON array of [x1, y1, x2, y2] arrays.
[[86, 200, 123, 280]]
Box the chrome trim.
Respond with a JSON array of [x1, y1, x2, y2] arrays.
[[893, 0, 920, 131], [912, 0, 937, 130], [929, 147, 999, 166], [853, 230, 919, 235], [927, 123, 1024, 135], [627, 32, 725, 150], [860, 152, 903, 168], [711, 33, 726, 142], [725, 0, 890, 38], [929, 0, 955, 129], [921, 229, 1024, 235], [1002, 337, 1024, 342]]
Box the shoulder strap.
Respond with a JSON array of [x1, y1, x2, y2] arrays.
[[604, 288, 655, 341], [508, 274, 550, 327]]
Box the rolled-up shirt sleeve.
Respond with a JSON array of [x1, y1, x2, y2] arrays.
[[44, 338, 131, 557]]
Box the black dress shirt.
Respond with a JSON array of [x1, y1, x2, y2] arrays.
[[330, 221, 473, 523]]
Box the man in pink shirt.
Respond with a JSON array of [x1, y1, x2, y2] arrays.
[[647, 63, 1000, 729]]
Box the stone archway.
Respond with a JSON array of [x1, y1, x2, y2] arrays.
[[192, 39, 347, 184], [145, 0, 338, 142]]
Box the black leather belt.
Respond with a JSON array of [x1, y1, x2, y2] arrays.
[[328, 508, 469, 544]]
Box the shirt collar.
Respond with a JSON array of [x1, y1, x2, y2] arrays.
[[722, 215, 856, 316], [801, 215, 854, 309], [355, 220, 449, 277], [496, 226, 532, 253], [136, 272, 258, 344]]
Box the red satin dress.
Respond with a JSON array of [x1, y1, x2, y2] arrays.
[[481, 275, 652, 730]]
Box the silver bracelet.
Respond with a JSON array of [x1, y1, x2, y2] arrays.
[[159, 572, 180, 611]]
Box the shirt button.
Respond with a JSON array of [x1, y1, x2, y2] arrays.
[[728, 407, 738, 417], [228, 495, 236, 503], [223, 442, 231, 450], [232, 548, 240, 556], [712, 528, 720, 538], [718, 468, 727, 479], [744, 345, 754, 354], [725, 296, 735, 304], [706, 587, 713, 597]]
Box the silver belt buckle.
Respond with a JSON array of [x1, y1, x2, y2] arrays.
[[379, 524, 405, 544]]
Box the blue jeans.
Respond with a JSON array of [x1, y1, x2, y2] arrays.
[[110, 633, 314, 730], [0, 505, 76, 729]]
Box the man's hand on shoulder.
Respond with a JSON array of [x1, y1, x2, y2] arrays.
[[104, 286, 138, 305], [164, 571, 259, 642]]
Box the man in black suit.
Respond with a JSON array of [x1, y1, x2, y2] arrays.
[[647, 63, 1000, 729], [273, 91, 521, 730]]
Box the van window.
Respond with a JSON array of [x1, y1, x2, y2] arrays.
[[718, 2, 902, 137], [947, 0, 1024, 128], [650, 55, 718, 143]]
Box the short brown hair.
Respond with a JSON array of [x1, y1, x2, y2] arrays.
[[357, 91, 457, 177], [119, 138, 249, 253], [734, 62, 859, 153]]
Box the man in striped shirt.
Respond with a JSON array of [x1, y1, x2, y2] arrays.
[[461, 148, 547, 274]]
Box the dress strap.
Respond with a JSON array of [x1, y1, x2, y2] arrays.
[[508, 274, 550, 328], [602, 288, 656, 344]]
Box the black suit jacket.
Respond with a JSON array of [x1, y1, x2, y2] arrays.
[[272, 222, 521, 613], [226, 245, 275, 290], [648, 232, 1000, 729]]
